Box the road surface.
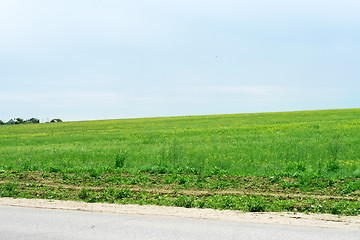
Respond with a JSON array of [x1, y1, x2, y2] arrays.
[[1, 206, 359, 240]]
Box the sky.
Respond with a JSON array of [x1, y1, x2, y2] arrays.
[[1, 0, 359, 122]]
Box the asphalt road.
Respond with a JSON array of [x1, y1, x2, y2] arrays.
[[1, 206, 359, 240]]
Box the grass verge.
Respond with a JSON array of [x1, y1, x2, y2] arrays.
[[1, 169, 359, 215]]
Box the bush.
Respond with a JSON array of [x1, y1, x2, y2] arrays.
[[78, 188, 91, 200], [115, 154, 126, 168], [15, 118, 24, 124], [51, 119, 63, 123], [247, 197, 266, 212], [5, 118, 40, 125], [174, 195, 195, 208], [28, 118, 40, 124]]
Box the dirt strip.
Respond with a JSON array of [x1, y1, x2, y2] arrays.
[[1, 197, 359, 229]]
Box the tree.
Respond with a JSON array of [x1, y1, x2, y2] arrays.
[[51, 119, 63, 123], [0, 120, 4, 125], [28, 118, 40, 123], [15, 118, 24, 124]]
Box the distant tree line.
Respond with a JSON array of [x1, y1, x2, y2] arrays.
[[50, 118, 63, 123], [0, 118, 62, 125]]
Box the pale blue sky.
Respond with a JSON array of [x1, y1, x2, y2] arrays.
[[1, 0, 359, 121]]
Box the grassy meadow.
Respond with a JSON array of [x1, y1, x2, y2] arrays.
[[1, 109, 360, 215], [1, 108, 360, 177]]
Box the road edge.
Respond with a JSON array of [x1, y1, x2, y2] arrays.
[[1, 197, 359, 229]]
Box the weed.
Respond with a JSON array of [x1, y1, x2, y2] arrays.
[[78, 188, 91, 200], [326, 160, 341, 172], [209, 180, 232, 189], [326, 134, 342, 172], [89, 168, 101, 179], [178, 176, 187, 185], [174, 195, 195, 208], [329, 134, 342, 162], [247, 197, 266, 212], [49, 166, 61, 173], [148, 165, 168, 174], [337, 180, 360, 195], [268, 176, 281, 183], [114, 188, 132, 199], [115, 153, 125, 169], [353, 169, 360, 178], [210, 167, 228, 177], [0, 183, 18, 197], [171, 138, 177, 168]]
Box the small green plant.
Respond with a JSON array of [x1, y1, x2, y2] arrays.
[[0, 183, 18, 197], [286, 161, 306, 173], [148, 165, 168, 174], [114, 188, 132, 199], [171, 138, 177, 168], [174, 195, 195, 208], [78, 188, 91, 200], [247, 197, 266, 212], [353, 168, 360, 178], [210, 166, 228, 177], [89, 169, 101, 179], [337, 180, 360, 194], [115, 154, 126, 168], [326, 160, 340, 172], [268, 176, 281, 183], [178, 175, 189, 185], [49, 166, 61, 173], [327, 134, 342, 172]]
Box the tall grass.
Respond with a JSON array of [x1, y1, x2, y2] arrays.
[[1, 109, 360, 177]]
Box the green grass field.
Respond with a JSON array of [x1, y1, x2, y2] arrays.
[[1, 108, 360, 177], [1, 109, 360, 215]]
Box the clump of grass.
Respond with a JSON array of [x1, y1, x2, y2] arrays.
[[247, 196, 266, 212], [174, 195, 195, 208], [326, 134, 342, 172], [115, 153, 126, 169], [78, 188, 91, 200], [0, 183, 18, 197]]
